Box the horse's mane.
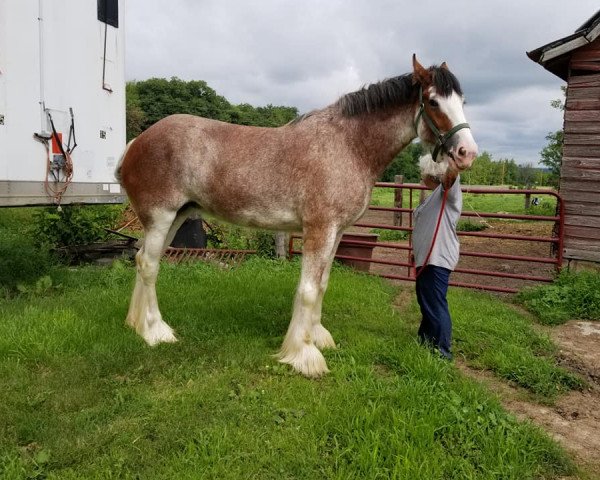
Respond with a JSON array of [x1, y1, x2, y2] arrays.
[[335, 66, 463, 118]]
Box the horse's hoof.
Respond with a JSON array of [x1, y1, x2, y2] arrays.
[[278, 343, 329, 378], [141, 320, 178, 346]]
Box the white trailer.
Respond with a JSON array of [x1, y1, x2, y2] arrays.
[[0, 0, 126, 206]]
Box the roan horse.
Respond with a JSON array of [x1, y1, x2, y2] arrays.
[[116, 55, 478, 377]]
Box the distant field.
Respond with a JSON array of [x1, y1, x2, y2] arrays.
[[371, 186, 557, 217]]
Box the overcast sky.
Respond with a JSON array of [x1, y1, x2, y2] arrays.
[[126, 1, 599, 166]]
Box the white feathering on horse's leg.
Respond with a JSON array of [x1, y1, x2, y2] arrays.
[[277, 338, 329, 377], [278, 275, 329, 377], [312, 324, 336, 350], [127, 211, 178, 346]]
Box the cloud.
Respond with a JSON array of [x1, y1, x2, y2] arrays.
[[126, 0, 598, 164]]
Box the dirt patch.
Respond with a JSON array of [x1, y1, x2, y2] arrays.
[[458, 320, 600, 478]]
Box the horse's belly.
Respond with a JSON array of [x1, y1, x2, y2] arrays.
[[205, 205, 302, 231]]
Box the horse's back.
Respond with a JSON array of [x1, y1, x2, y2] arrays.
[[119, 112, 369, 230]]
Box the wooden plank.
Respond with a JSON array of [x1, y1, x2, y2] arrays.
[[562, 144, 600, 157], [543, 37, 589, 62], [568, 86, 600, 99], [565, 202, 600, 217], [563, 134, 600, 145], [560, 187, 600, 203], [564, 110, 600, 122], [564, 120, 600, 134], [565, 98, 600, 110], [565, 232, 600, 244], [564, 224, 600, 240], [563, 248, 600, 262], [564, 237, 600, 249], [565, 214, 600, 229], [572, 50, 600, 62], [559, 184, 600, 197], [569, 72, 600, 86], [573, 36, 600, 53], [570, 61, 600, 73], [561, 156, 600, 168], [561, 171, 600, 183]]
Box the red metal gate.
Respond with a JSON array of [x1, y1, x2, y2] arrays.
[[290, 182, 564, 294]]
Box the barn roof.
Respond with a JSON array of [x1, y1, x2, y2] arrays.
[[527, 9, 600, 80]]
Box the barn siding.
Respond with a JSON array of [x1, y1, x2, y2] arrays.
[[560, 36, 600, 262]]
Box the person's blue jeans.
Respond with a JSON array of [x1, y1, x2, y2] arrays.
[[415, 265, 453, 360]]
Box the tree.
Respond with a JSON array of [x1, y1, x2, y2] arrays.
[[540, 130, 563, 186], [125, 82, 146, 141], [380, 142, 423, 182], [517, 163, 537, 187], [126, 78, 298, 135], [540, 86, 566, 187]]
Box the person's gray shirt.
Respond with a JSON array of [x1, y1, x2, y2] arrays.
[[412, 176, 462, 270]]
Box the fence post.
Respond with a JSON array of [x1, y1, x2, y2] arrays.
[[419, 179, 426, 204], [275, 232, 288, 259], [524, 183, 532, 210], [393, 174, 404, 226]]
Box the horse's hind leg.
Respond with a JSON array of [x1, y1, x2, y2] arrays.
[[278, 225, 340, 377], [126, 209, 178, 345]]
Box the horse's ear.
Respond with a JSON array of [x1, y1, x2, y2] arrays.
[[440, 61, 449, 70], [412, 54, 431, 85]]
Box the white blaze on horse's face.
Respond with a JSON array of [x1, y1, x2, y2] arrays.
[[428, 86, 478, 170]]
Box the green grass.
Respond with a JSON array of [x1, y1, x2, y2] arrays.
[[371, 187, 557, 216], [449, 291, 584, 398], [369, 228, 408, 241], [0, 258, 580, 479], [518, 270, 600, 325], [0, 208, 55, 295]]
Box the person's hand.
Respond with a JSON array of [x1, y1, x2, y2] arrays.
[[422, 174, 440, 190], [442, 156, 460, 189]]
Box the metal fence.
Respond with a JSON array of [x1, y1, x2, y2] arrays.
[[290, 182, 564, 294]]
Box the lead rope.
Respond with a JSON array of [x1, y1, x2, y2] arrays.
[[414, 187, 449, 279]]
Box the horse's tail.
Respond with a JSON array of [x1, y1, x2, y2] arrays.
[[114, 138, 136, 184]]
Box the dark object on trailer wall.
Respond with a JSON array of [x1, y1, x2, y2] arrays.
[[98, 0, 118, 28]]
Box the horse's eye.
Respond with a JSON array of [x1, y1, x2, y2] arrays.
[[428, 99, 439, 108]]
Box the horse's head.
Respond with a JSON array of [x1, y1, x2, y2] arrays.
[[412, 55, 478, 174]]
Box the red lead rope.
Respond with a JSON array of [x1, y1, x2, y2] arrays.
[[414, 187, 449, 279]]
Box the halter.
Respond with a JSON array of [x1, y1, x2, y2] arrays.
[[414, 86, 470, 163]]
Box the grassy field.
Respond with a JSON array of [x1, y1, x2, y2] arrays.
[[371, 186, 557, 217], [0, 254, 582, 479]]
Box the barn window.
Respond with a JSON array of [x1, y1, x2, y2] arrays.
[[98, 0, 118, 28]]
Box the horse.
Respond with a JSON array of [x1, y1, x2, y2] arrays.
[[116, 55, 478, 377]]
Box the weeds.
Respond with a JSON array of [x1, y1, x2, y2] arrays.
[[518, 270, 600, 325]]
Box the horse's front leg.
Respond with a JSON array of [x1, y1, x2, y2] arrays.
[[278, 225, 340, 377], [310, 231, 343, 350]]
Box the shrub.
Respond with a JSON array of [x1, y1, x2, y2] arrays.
[[0, 208, 55, 294], [370, 228, 408, 241], [33, 205, 124, 249], [518, 270, 600, 325], [456, 220, 488, 232]]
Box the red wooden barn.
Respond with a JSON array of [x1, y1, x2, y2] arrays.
[[528, 10, 600, 264]]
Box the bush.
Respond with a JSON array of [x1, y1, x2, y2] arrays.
[[456, 220, 488, 232], [370, 228, 408, 241], [518, 270, 600, 325], [33, 205, 124, 249], [0, 208, 55, 295]]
